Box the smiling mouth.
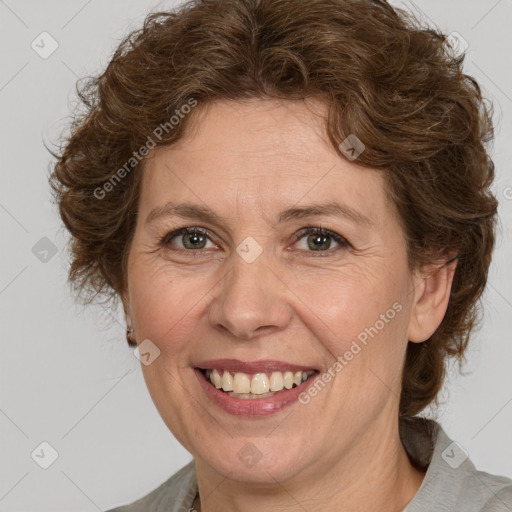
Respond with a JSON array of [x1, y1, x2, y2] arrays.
[[199, 368, 318, 399]]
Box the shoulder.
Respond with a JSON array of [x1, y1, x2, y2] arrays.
[[104, 460, 197, 512], [401, 418, 512, 512], [464, 469, 512, 511], [436, 429, 512, 511]]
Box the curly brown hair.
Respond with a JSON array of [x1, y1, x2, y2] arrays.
[[48, 0, 498, 418]]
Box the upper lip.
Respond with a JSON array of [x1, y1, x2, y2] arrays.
[[195, 359, 318, 374]]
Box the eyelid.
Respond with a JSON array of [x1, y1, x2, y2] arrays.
[[160, 225, 350, 253], [161, 226, 219, 247], [291, 226, 351, 251]]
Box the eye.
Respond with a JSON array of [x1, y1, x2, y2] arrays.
[[159, 226, 350, 254], [292, 226, 349, 253], [160, 227, 217, 250]]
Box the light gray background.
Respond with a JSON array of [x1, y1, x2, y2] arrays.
[[0, 0, 511, 510]]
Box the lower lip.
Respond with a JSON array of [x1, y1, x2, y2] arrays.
[[194, 368, 319, 417]]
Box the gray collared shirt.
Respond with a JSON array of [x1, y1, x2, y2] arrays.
[[106, 418, 512, 511]]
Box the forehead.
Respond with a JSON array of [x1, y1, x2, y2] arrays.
[[140, 98, 391, 225], [161, 98, 348, 176]]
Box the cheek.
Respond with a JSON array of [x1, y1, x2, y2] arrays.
[[128, 240, 412, 369], [128, 259, 210, 348], [289, 264, 412, 416], [290, 263, 410, 353]]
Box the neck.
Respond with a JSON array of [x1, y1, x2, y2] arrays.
[[193, 415, 426, 512]]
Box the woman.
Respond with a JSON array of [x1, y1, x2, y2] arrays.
[[49, 0, 512, 510]]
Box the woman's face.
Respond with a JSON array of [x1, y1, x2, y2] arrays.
[[126, 98, 424, 484]]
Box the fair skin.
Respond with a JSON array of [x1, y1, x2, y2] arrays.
[[124, 98, 456, 512]]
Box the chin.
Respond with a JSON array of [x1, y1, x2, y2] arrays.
[[193, 434, 315, 485]]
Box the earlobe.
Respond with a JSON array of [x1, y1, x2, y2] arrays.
[[407, 257, 458, 343], [120, 293, 137, 345]]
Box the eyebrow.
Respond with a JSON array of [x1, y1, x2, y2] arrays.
[[145, 200, 373, 228]]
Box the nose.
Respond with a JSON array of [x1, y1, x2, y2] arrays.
[[208, 253, 293, 341]]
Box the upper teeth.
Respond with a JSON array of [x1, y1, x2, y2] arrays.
[[206, 369, 314, 394]]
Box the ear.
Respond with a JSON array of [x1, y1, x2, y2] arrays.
[[120, 291, 132, 324], [407, 257, 458, 343]]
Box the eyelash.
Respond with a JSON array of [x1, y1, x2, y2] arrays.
[[159, 226, 351, 256]]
